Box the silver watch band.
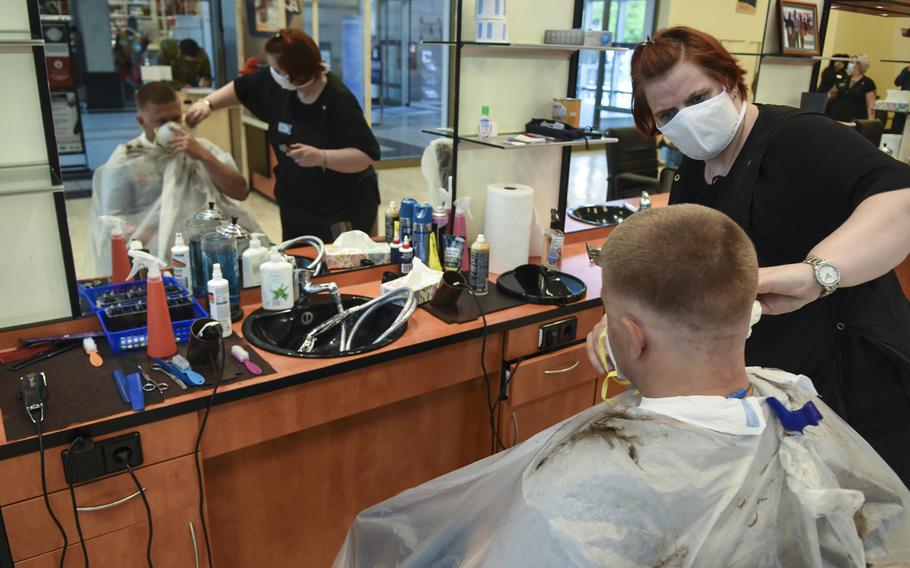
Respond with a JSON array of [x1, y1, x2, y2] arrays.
[[803, 256, 837, 297]]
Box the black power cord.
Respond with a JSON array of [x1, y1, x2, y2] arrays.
[[113, 449, 153, 567], [193, 348, 227, 568], [33, 418, 69, 568], [64, 437, 89, 567], [464, 286, 506, 453]]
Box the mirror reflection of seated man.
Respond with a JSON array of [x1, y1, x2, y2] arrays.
[[158, 38, 212, 88], [89, 82, 261, 275], [334, 205, 910, 567]]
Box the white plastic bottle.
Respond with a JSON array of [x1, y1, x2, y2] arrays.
[[260, 248, 294, 311], [207, 263, 233, 337], [241, 237, 269, 287], [171, 232, 192, 291], [478, 105, 492, 139]]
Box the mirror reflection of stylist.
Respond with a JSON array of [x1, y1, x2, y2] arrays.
[[185, 28, 381, 242]]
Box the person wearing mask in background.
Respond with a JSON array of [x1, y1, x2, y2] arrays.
[[586, 27, 910, 487], [159, 38, 213, 88], [892, 64, 910, 133], [336, 205, 910, 566], [89, 82, 260, 275], [185, 28, 381, 243], [827, 54, 877, 122], [817, 53, 849, 94]]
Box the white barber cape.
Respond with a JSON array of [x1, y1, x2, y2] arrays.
[[88, 134, 262, 276], [334, 368, 910, 567]]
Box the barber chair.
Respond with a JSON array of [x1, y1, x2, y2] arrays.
[[605, 127, 676, 200], [853, 119, 883, 147]]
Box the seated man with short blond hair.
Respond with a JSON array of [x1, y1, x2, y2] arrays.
[[334, 204, 910, 567]]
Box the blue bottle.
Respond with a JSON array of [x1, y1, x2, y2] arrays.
[[399, 198, 417, 243], [413, 203, 433, 264]]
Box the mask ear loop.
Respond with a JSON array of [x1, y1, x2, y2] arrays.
[[596, 327, 635, 403]]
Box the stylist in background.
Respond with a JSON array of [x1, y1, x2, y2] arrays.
[[586, 27, 910, 487], [817, 53, 849, 94], [185, 28, 380, 242], [893, 64, 910, 133], [827, 55, 877, 122]]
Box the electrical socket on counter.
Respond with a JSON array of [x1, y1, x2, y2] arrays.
[[61, 432, 143, 485], [538, 317, 578, 350]]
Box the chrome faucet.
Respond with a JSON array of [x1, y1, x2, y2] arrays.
[[295, 267, 343, 308]]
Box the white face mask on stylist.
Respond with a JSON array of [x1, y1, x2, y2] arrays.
[[656, 89, 747, 161], [269, 66, 316, 91]]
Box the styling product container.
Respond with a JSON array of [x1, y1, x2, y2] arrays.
[[186, 202, 226, 296], [201, 231, 240, 318]]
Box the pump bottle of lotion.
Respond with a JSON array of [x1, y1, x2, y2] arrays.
[[260, 248, 294, 311]]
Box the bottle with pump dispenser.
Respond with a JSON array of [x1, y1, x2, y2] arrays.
[[241, 237, 269, 287], [544, 209, 565, 270], [384, 201, 399, 244], [400, 236, 414, 274], [260, 247, 294, 311], [126, 250, 177, 357], [207, 263, 233, 338], [453, 197, 472, 271], [100, 215, 131, 283], [171, 232, 191, 291], [469, 234, 490, 295]]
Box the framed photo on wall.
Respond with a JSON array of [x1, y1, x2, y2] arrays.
[[778, 1, 820, 56], [248, 0, 286, 35]]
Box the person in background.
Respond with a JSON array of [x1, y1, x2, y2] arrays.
[[817, 52, 849, 94], [586, 27, 910, 487], [336, 205, 910, 566], [827, 54, 877, 122], [893, 64, 910, 133], [89, 82, 259, 275], [159, 38, 212, 88], [185, 28, 381, 243]]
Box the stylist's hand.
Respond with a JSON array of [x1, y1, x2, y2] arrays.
[[185, 100, 212, 127], [757, 264, 822, 315], [167, 126, 210, 162], [585, 314, 610, 376], [287, 143, 323, 168]]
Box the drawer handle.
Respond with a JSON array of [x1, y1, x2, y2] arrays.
[[76, 488, 146, 512], [544, 361, 579, 375], [189, 522, 200, 568]]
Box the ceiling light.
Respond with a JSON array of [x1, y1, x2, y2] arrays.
[[881, 12, 888, 16], [875, 4, 883, 8]]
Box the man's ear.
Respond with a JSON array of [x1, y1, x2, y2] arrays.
[[620, 316, 646, 362], [136, 114, 145, 128]]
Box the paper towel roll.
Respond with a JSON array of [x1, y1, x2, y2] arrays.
[[476, 19, 509, 43], [484, 183, 534, 275], [476, 0, 507, 19]]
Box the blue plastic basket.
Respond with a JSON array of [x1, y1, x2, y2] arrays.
[[80, 276, 191, 313], [92, 278, 209, 354]]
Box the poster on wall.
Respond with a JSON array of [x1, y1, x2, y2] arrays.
[[736, 0, 757, 14], [249, 0, 286, 34], [778, 1, 820, 56], [50, 91, 84, 155]]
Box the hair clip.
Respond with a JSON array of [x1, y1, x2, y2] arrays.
[[640, 36, 655, 46]]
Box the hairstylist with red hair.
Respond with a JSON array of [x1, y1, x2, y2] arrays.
[[586, 26, 910, 486], [186, 28, 380, 242]]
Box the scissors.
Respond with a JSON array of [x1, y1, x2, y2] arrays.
[[150, 363, 187, 390], [137, 364, 168, 395]]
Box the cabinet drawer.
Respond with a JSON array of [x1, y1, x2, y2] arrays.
[[506, 381, 596, 445], [0, 412, 198, 506], [15, 505, 208, 568], [4, 454, 198, 562], [509, 343, 596, 408], [504, 306, 603, 361]]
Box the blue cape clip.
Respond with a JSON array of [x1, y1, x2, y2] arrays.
[[766, 397, 822, 433]]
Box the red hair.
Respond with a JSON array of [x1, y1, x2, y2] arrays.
[[265, 28, 323, 85], [631, 27, 749, 138]]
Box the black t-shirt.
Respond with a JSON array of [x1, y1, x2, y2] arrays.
[[827, 74, 876, 122], [670, 105, 910, 407], [234, 69, 381, 241]]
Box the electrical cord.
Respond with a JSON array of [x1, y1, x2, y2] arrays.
[[193, 349, 226, 568], [64, 437, 89, 567], [114, 451, 153, 568], [464, 286, 506, 453], [32, 419, 69, 568]]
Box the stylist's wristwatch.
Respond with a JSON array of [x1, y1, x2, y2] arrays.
[[803, 256, 841, 297]]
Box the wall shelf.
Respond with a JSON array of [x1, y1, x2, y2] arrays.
[[422, 40, 628, 58], [422, 128, 617, 150]]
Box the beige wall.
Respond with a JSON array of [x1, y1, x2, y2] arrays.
[[822, 9, 910, 96]]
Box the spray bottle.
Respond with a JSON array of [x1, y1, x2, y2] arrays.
[[452, 197, 473, 271], [171, 232, 191, 291], [469, 234, 490, 295], [207, 263, 233, 337], [126, 250, 177, 358], [100, 215, 131, 283]]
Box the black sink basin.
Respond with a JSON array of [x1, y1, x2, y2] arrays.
[[242, 294, 408, 358], [497, 264, 587, 305], [567, 204, 636, 227]]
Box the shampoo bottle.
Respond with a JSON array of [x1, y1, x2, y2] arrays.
[[207, 263, 233, 338], [544, 209, 565, 270], [126, 250, 177, 358], [469, 234, 490, 295], [171, 232, 192, 291], [241, 237, 270, 287], [260, 248, 294, 311], [453, 197, 473, 271], [100, 215, 131, 283], [479, 105, 492, 139]]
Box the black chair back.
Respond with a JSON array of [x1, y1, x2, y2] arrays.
[[605, 127, 660, 201], [853, 119, 883, 147]]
